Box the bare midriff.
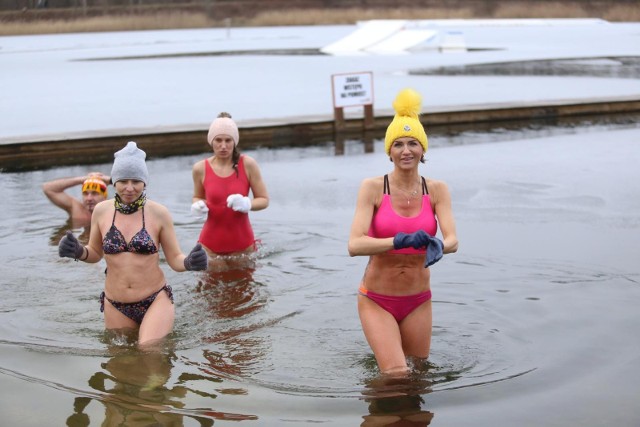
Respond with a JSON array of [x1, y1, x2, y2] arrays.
[[361, 252, 431, 296]]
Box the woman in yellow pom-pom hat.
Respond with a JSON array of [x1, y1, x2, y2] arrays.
[[348, 88, 459, 375]]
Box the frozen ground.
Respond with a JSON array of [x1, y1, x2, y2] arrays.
[[0, 19, 639, 142]]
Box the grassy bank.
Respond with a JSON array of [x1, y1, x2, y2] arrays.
[[1, 2, 639, 35]]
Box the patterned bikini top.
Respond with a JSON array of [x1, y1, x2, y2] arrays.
[[102, 208, 158, 255]]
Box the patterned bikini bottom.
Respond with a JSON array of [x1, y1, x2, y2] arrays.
[[100, 284, 174, 324]]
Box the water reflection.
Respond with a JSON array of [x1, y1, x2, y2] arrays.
[[69, 345, 223, 426], [2, 123, 639, 426], [49, 218, 90, 246], [196, 267, 264, 319], [194, 265, 271, 380], [361, 372, 435, 426], [413, 56, 640, 79], [363, 396, 434, 427], [335, 130, 376, 156]]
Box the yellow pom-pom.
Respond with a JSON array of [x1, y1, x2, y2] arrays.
[[385, 88, 428, 154], [392, 88, 422, 118]]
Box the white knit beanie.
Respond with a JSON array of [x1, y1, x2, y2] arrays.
[[110, 141, 149, 185], [207, 114, 239, 146]]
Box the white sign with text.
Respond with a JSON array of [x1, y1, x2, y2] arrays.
[[331, 72, 374, 108]]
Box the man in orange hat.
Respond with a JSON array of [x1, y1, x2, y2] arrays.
[[43, 172, 110, 226]]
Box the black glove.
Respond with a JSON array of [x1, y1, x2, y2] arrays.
[[59, 230, 84, 259], [184, 243, 208, 271], [393, 230, 430, 250], [425, 236, 444, 267]]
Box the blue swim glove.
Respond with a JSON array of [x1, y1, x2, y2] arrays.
[[59, 230, 85, 260], [393, 230, 430, 250], [393, 230, 444, 267], [184, 243, 208, 271], [424, 236, 444, 268]]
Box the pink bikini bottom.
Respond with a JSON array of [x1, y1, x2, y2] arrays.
[[359, 286, 432, 322]]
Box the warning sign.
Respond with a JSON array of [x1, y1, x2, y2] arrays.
[[331, 72, 374, 108]]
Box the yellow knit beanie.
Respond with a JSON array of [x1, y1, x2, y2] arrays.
[[384, 88, 428, 155]]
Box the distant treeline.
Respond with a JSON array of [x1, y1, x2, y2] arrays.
[[1, 0, 638, 34], [1, 0, 637, 16]]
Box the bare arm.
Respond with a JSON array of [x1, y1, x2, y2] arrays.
[[82, 200, 108, 263], [348, 178, 395, 256], [430, 180, 459, 254], [191, 160, 206, 203], [42, 173, 111, 213], [243, 156, 269, 211], [42, 176, 85, 213], [155, 203, 189, 272]]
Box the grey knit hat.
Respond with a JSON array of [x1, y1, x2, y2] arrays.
[[111, 141, 149, 185]]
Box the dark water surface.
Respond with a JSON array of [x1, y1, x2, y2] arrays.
[[1, 123, 639, 426], [414, 56, 640, 79]]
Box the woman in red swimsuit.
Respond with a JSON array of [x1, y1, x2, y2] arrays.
[[190, 112, 269, 270], [58, 142, 207, 346], [348, 89, 459, 376]]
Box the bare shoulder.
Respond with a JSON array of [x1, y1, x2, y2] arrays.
[[241, 154, 260, 170], [192, 158, 207, 173], [426, 178, 451, 201], [92, 199, 112, 217], [145, 199, 171, 220], [426, 178, 448, 190], [361, 176, 383, 192], [358, 176, 384, 206]]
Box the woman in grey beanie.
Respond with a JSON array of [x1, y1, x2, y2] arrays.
[[58, 141, 208, 346]]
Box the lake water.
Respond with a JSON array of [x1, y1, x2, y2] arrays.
[[1, 122, 639, 426]]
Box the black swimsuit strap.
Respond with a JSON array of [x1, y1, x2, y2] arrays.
[[111, 207, 146, 229], [384, 174, 427, 194]]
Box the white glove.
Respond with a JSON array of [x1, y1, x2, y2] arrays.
[[226, 194, 251, 213], [190, 200, 209, 218]]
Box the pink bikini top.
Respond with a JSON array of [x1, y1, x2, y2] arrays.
[[368, 175, 438, 254]]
